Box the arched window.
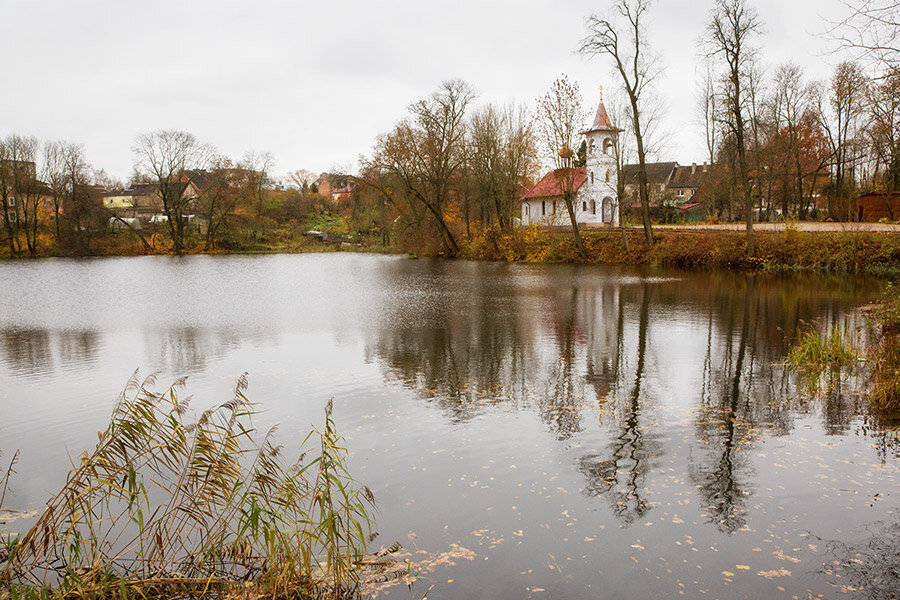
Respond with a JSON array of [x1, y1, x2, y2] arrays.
[[603, 138, 614, 154], [582, 201, 587, 212], [590, 200, 596, 215], [605, 171, 610, 183], [542, 200, 546, 216], [588, 139, 594, 155], [590, 171, 594, 184]]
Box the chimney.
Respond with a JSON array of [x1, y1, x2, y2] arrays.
[[691, 163, 697, 174]]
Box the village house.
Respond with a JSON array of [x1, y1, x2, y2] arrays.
[[520, 97, 621, 227], [316, 173, 355, 203]]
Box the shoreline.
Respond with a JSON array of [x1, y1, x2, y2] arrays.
[[3, 227, 900, 277]]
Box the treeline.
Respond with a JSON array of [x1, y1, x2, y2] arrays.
[[0, 132, 334, 258]]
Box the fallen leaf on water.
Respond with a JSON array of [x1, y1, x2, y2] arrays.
[[722, 571, 735, 577], [736, 564, 750, 570], [758, 568, 792, 578]]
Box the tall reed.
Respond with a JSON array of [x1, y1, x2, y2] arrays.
[[0, 372, 374, 599]]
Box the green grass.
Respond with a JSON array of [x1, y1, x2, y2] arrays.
[[0, 373, 375, 600], [787, 325, 859, 372]]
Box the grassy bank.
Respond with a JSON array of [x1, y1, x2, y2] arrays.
[[461, 225, 900, 275], [0, 374, 377, 600], [5, 221, 900, 276], [788, 286, 900, 418]]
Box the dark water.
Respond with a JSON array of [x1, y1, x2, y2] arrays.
[[0, 254, 897, 599]]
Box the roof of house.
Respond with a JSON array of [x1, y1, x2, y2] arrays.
[[622, 162, 679, 185], [520, 167, 587, 201], [668, 165, 709, 189]]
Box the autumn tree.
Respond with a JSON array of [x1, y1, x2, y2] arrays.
[[368, 79, 475, 256], [133, 130, 212, 254], [0, 135, 42, 256], [536, 76, 587, 257], [707, 0, 762, 255], [581, 0, 659, 244]]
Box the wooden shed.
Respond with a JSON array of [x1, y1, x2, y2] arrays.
[[853, 192, 900, 222]]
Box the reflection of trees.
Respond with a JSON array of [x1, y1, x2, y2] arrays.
[[145, 328, 246, 374], [579, 284, 660, 526], [361, 262, 878, 526], [0, 328, 53, 375], [56, 329, 100, 365], [539, 287, 583, 440]]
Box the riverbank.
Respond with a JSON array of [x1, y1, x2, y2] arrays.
[[5, 224, 900, 276], [461, 226, 900, 275]]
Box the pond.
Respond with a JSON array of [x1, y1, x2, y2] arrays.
[[0, 253, 897, 599]]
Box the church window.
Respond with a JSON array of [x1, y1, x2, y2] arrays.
[[590, 200, 596, 215], [541, 200, 546, 216], [583, 201, 587, 212], [552, 200, 556, 213], [590, 171, 594, 184], [605, 171, 610, 183]]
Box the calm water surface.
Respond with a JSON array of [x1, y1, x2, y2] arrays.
[[0, 254, 897, 599]]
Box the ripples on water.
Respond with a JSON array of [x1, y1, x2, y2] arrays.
[[0, 254, 897, 599]]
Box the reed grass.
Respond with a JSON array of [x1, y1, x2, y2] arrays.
[[869, 287, 900, 416], [787, 325, 859, 373], [0, 372, 375, 599]]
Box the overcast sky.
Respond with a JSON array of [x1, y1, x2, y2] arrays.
[[1, 0, 857, 182]]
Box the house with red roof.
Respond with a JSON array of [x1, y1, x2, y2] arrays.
[[519, 97, 621, 227]]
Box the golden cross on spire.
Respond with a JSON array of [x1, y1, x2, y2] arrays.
[[599, 85, 603, 103]]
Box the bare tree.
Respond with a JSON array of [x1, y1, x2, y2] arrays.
[[42, 141, 66, 245], [133, 130, 212, 254], [581, 0, 659, 245], [469, 103, 538, 231], [239, 151, 275, 218], [828, 0, 899, 69], [698, 61, 720, 218], [707, 0, 762, 255], [537, 76, 588, 257], [606, 92, 635, 248], [868, 67, 900, 197], [810, 61, 869, 217]]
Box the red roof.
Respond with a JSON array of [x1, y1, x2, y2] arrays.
[[584, 101, 621, 133], [521, 167, 587, 200]]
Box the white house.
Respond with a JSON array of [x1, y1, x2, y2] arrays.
[[520, 97, 621, 227]]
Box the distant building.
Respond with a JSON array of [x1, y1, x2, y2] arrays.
[[520, 96, 621, 226], [316, 173, 355, 203]]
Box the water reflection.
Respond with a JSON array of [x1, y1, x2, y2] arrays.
[[580, 283, 660, 526], [361, 265, 882, 529], [1, 329, 53, 376], [0, 255, 894, 600]]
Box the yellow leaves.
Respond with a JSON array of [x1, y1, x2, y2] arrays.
[[736, 564, 750, 570], [758, 568, 792, 578], [722, 570, 735, 577]]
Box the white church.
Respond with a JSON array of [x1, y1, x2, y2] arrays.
[[520, 97, 621, 227]]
